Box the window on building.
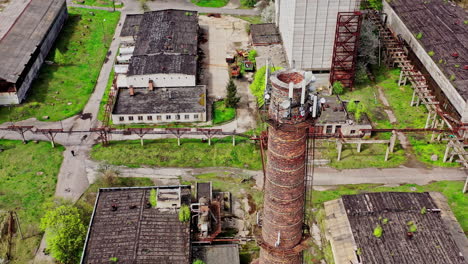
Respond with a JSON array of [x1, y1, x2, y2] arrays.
[[194, 114, 199, 119], [166, 115, 171, 120], [350, 130, 356, 134], [175, 114, 180, 120], [184, 115, 189, 120], [325, 125, 332, 134], [156, 115, 161, 121], [128, 116, 134, 121], [119, 116, 124, 121], [147, 116, 153, 121], [138, 116, 143, 121]]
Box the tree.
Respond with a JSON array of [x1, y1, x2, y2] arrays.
[[347, 100, 357, 113], [179, 205, 191, 222], [332, 81, 345, 95], [261, 1, 275, 23], [225, 79, 240, 108], [40, 205, 87, 264], [355, 103, 367, 122], [356, 19, 379, 84]]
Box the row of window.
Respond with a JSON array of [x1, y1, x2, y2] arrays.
[[132, 76, 190, 81], [119, 114, 199, 122]]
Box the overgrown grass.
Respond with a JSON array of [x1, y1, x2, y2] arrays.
[[212, 100, 236, 125], [0, 8, 120, 123], [231, 15, 263, 24], [250, 66, 282, 106], [191, 0, 229, 7], [73, 0, 123, 8], [320, 140, 407, 169], [311, 181, 467, 235], [409, 134, 459, 168], [91, 137, 262, 170], [97, 68, 115, 122], [0, 140, 64, 263]]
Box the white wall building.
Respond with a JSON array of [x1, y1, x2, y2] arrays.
[[275, 0, 360, 72]]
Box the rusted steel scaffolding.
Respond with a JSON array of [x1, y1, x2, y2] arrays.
[[329, 12, 363, 88]]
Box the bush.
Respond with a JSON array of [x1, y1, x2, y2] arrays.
[[373, 224, 383, 238], [193, 260, 206, 264], [415, 32, 423, 40], [179, 205, 191, 222], [225, 79, 240, 108], [428, 51, 435, 56], [250, 66, 282, 106], [367, 0, 383, 10], [240, 0, 256, 8], [332, 81, 345, 95], [347, 100, 357, 113], [40, 205, 87, 264], [150, 189, 157, 207], [248, 49, 257, 63], [355, 103, 367, 122]]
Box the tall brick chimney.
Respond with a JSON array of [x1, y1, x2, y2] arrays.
[[259, 69, 314, 264], [129, 85, 135, 96], [148, 80, 154, 91]]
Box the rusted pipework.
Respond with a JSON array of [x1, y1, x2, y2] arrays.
[[259, 70, 313, 264]]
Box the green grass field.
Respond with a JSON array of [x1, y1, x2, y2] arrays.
[[91, 137, 262, 170], [0, 8, 120, 123], [0, 140, 64, 263], [191, 0, 229, 7], [212, 100, 236, 125], [231, 15, 263, 24], [73, 0, 123, 8], [311, 181, 467, 235]]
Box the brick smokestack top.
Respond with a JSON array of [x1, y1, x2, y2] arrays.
[[259, 69, 314, 264]]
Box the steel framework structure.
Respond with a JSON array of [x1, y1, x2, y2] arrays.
[[329, 12, 363, 88]]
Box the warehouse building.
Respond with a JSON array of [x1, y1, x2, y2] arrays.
[[274, 0, 360, 86], [0, 0, 67, 105], [382, 0, 468, 122]]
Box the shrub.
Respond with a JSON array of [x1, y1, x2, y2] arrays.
[[355, 103, 367, 122], [373, 225, 383, 238], [415, 32, 423, 40], [367, 0, 383, 10], [193, 260, 205, 264], [240, 0, 256, 8], [382, 218, 389, 224], [249, 66, 282, 106], [179, 205, 191, 222], [428, 51, 435, 56], [40, 205, 86, 264], [347, 100, 357, 113], [150, 189, 157, 207], [332, 81, 345, 95], [420, 207, 427, 215], [248, 49, 258, 63], [110, 257, 118, 262]]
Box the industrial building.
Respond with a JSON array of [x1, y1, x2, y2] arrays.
[[115, 10, 199, 88], [109, 10, 206, 125], [0, 0, 67, 105], [81, 184, 238, 264], [382, 0, 468, 123], [111, 86, 207, 124], [274, 0, 360, 86], [324, 192, 468, 264]]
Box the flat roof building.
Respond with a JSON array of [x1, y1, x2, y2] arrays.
[[111, 86, 207, 124], [383, 0, 468, 122], [0, 0, 67, 105], [324, 192, 468, 264], [81, 186, 192, 264]]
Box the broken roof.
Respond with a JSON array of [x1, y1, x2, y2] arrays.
[[250, 23, 281, 46], [133, 10, 198, 56], [389, 0, 468, 99], [128, 54, 197, 76], [112, 86, 206, 115], [192, 245, 240, 264], [120, 14, 143, 38], [0, 0, 66, 83], [81, 186, 192, 264], [342, 192, 466, 264]]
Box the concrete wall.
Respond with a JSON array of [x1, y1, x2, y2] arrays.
[[126, 73, 196, 88], [277, 0, 359, 71], [318, 123, 372, 136], [383, 1, 468, 121], [0, 3, 67, 105], [112, 111, 206, 124]]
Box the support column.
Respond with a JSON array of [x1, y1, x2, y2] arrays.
[[398, 70, 404, 86], [357, 143, 362, 153], [443, 142, 451, 162], [384, 145, 390, 161], [410, 89, 416, 106], [389, 131, 397, 153], [337, 141, 343, 161], [425, 111, 432, 129]]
